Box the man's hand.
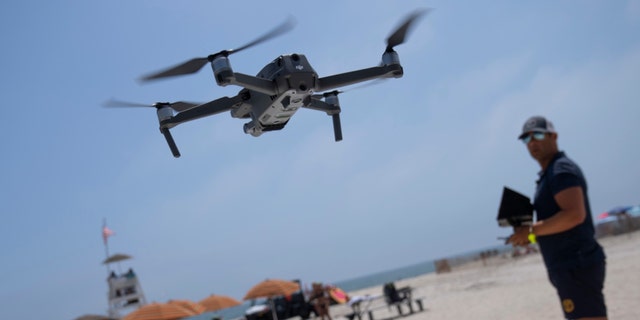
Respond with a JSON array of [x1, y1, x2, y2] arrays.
[[507, 226, 530, 246]]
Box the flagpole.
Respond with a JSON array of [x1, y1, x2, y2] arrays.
[[103, 218, 111, 274]]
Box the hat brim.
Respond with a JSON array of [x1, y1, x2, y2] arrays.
[[518, 129, 547, 140]]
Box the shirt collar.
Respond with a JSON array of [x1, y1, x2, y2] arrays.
[[537, 151, 565, 180]]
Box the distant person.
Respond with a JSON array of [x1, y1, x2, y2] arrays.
[[125, 268, 136, 278], [309, 282, 332, 320], [508, 116, 607, 319]]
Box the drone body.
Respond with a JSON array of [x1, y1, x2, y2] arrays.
[[231, 54, 324, 137], [109, 9, 428, 157]]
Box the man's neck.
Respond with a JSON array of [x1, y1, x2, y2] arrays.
[[538, 150, 560, 170]]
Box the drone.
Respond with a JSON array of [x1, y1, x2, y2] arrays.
[[107, 8, 429, 158]]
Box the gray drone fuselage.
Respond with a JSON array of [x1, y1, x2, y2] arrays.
[[232, 54, 318, 137], [132, 8, 428, 157]]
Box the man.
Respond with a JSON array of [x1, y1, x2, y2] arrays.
[[309, 282, 332, 320], [508, 116, 607, 320]]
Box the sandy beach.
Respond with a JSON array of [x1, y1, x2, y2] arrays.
[[328, 230, 640, 320]]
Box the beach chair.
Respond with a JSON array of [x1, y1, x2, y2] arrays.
[[382, 282, 412, 315]]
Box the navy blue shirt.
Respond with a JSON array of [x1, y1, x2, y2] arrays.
[[533, 152, 605, 270]]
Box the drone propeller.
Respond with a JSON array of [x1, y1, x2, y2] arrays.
[[103, 99, 200, 112], [385, 8, 430, 52], [140, 17, 296, 82]]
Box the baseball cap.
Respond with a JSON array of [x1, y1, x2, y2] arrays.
[[518, 116, 556, 140]]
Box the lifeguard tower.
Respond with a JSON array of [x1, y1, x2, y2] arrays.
[[103, 253, 147, 319], [101, 222, 147, 319]]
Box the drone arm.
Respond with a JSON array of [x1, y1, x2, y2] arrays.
[[317, 64, 403, 92], [304, 99, 340, 114], [161, 95, 245, 128], [158, 95, 244, 157], [227, 72, 278, 96]]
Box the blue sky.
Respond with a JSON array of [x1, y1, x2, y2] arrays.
[[1, 1, 639, 319]]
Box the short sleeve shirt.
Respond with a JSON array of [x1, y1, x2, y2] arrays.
[[533, 152, 605, 270]]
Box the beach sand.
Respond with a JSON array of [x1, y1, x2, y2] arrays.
[[328, 230, 640, 320]]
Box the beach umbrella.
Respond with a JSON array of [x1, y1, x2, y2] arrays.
[[328, 286, 349, 304], [608, 206, 631, 215], [243, 279, 300, 300], [74, 315, 114, 320], [198, 294, 241, 312], [244, 279, 300, 320], [596, 212, 617, 224], [102, 253, 132, 265], [168, 299, 206, 315], [122, 302, 196, 320]]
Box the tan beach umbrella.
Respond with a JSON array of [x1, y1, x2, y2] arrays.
[[243, 279, 300, 300], [198, 294, 242, 312], [102, 253, 132, 265], [244, 279, 300, 320], [167, 299, 206, 315], [122, 302, 196, 320], [74, 315, 114, 320]]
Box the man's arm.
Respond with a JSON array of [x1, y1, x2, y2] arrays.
[[532, 186, 586, 236], [508, 186, 586, 246]]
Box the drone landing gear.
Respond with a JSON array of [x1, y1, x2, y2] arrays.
[[305, 91, 342, 142], [157, 106, 182, 158], [332, 114, 342, 142], [161, 128, 181, 158]]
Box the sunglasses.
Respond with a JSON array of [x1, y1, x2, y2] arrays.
[[521, 132, 546, 144]]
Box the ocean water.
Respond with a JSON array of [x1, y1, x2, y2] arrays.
[[334, 243, 514, 293], [333, 259, 436, 293]]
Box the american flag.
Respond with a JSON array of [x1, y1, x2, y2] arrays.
[[102, 225, 115, 244]]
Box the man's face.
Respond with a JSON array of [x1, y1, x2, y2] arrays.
[[523, 131, 557, 162]]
